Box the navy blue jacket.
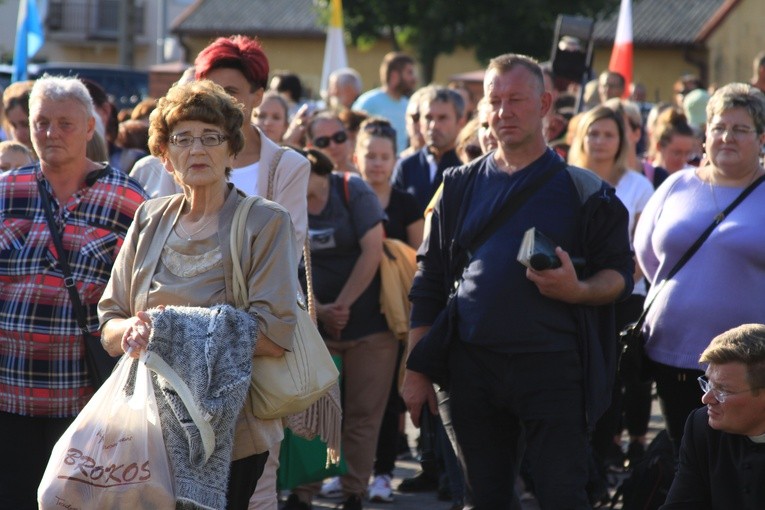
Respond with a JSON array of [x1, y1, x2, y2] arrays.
[[392, 147, 462, 215], [409, 150, 634, 425]]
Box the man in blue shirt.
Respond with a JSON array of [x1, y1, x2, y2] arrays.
[[352, 52, 416, 154], [403, 54, 633, 509]]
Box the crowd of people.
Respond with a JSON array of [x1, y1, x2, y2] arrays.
[[1, 32, 765, 510]]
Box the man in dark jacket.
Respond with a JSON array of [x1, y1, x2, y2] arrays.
[[662, 323, 765, 509], [402, 53, 633, 509], [392, 86, 465, 214]]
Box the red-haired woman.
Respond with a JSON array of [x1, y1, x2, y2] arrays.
[[194, 35, 309, 249], [194, 35, 310, 510]]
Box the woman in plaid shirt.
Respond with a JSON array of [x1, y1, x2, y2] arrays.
[[0, 75, 147, 509]]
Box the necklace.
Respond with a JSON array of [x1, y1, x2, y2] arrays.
[[708, 167, 762, 222], [176, 215, 216, 241]]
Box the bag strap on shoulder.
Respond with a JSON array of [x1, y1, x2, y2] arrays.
[[447, 155, 566, 292], [635, 174, 765, 330], [36, 173, 109, 388], [230, 195, 259, 310], [264, 146, 317, 322]]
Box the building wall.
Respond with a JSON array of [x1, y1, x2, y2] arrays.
[[593, 46, 703, 104], [705, 0, 765, 88], [0, 0, 194, 71]]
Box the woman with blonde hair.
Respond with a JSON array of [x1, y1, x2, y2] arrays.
[[253, 91, 290, 144], [569, 104, 655, 476]]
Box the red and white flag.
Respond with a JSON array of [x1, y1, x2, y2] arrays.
[[608, 0, 633, 97]]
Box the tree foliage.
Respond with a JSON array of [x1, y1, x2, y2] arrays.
[[326, 0, 618, 84]]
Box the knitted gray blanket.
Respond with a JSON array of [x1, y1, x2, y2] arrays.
[[147, 305, 257, 510]]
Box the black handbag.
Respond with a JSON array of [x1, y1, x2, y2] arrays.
[[407, 157, 566, 388], [37, 177, 118, 388], [618, 174, 765, 384], [618, 298, 659, 385]]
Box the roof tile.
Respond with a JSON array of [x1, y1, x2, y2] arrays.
[[173, 0, 323, 37], [593, 0, 726, 46]]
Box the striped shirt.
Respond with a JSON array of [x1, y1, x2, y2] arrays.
[[0, 164, 147, 417]]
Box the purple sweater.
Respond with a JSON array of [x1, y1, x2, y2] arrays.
[[634, 169, 765, 369]]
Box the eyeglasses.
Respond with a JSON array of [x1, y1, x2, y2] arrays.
[[169, 133, 228, 147], [708, 124, 757, 139], [697, 376, 753, 403], [312, 130, 348, 148]]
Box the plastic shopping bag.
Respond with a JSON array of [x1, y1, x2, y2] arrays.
[[38, 354, 175, 509]]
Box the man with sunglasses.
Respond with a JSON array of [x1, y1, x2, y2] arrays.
[[392, 86, 465, 215], [662, 323, 765, 509]]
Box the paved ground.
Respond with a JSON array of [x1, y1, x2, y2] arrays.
[[282, 394, 667, 510]]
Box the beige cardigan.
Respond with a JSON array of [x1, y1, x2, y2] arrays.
[[98, 186, 299, 459]]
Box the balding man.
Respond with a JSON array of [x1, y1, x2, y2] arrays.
[[327, 67, 362, 110]]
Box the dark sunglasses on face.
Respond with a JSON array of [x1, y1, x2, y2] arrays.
[[313, 131, 348, 148]]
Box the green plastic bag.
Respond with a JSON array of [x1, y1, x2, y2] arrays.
[[277, 355, 347, 489], [277, 428, 348, 489]]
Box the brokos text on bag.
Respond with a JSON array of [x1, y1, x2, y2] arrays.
[[38, 355, 175, 509]]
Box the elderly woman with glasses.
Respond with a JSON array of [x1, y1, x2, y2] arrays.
[[98, 80, 299, 510], [634, 83, 765, 456], [306, 111, 358, 174]]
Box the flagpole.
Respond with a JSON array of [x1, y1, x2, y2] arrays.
[[12, 0, 45, 83], [320, 0, 348, 98], [608, 0, 633, 98]]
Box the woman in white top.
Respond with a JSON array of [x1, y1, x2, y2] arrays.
[[194, 35, 309, 250]]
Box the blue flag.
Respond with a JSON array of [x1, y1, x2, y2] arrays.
[[12, 0, 45, 82]]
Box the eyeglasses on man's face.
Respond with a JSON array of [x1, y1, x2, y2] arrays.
[[698, 376, 753, 403], [169, 133, 228, 147], [313, 130, 348, 149]]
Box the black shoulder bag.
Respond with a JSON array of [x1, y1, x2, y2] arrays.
[[36, 178, 118, 388], [407, 157, 566, 388], [619, 174, 765, 384]]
